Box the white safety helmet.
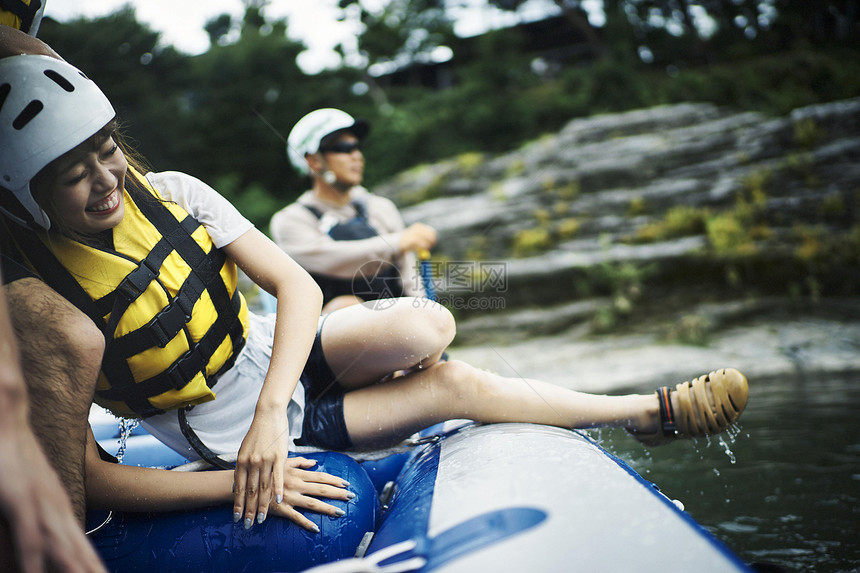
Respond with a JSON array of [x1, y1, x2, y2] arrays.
[[0, 55, 115, 230], [287, 108, 369, 175]]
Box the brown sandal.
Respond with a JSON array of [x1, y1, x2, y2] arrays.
[[631, 368, 749, 446]]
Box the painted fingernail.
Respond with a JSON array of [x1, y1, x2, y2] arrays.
[[275, 494, 283, 504], [233, 511, 241, 523], [244, 517, 252, 530], [311, 524, 320, 533], [346, 491, 356, 500], [257, 512, 265, 524], [334, 508, 346, 517], [341, 480, 351, 487]]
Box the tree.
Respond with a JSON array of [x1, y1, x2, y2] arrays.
[[335, 0, 456, 108], [38, 8, 190, 170], [204, 14, 233, 47], [176, 6, 312, 219], [488, 0, 604, 56]]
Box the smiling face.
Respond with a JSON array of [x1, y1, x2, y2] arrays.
[[33, 125, 128, 236]]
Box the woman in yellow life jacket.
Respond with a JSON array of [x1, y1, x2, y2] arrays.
[[0, 54, 751, 534]]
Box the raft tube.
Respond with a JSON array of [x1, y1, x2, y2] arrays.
[[89, 419, 752, 572], [86, 449, 379, 573], [360, 422, 752, 572]]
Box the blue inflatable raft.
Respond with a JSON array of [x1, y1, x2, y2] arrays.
[[89, 416, 752, 572]]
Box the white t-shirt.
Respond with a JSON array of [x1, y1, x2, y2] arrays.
[[145, 171, 253, 247], [139, 171, 306, 457]]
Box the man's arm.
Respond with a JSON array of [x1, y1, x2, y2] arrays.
[[0, 271, 106, 573], [0, 23, 59, 58]]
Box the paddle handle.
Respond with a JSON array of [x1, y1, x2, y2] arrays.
[[417, 249, 437, 301]]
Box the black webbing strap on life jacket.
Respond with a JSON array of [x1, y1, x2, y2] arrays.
[[93, 215, 200, 407], [135, 194, 246, 366], [12, 193, 245, 418], [95, 195, 246, 416], [0, 0, 41, 34]]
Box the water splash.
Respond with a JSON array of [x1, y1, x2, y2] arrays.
[[115, 417, 140, 464], [588, 428, 605, 446], [718, 423, 744, 464], [717, 436, 737, 464]]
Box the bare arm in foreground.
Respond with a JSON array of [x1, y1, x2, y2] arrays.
[[0, 273, 106, 573]]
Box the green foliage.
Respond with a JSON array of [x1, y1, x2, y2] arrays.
[[793, 117, 820, 149], [633, 205, 709, 243], [512, 227, 552, 258], [663, 314, 713, 346], [706, 211, 757, 256], [555, 217, 581, 239], [455, 152, 485, 175], [338, 0, 455, 71], [543, 179, 581, 201], [818, 193, 845, 220], [587, 260, 654, 333], [504, 159, 526, 178], [209, 174, 283, 233], [627, 196, 648, 216], [35, 3, 860, 239]]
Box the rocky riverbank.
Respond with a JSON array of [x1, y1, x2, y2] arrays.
[[378, 98, 860, 304], [370, 98, 860, 393], [448, 296, 860, 394]]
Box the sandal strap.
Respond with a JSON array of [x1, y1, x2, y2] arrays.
[[692, 375, 721, 433], [656, 386, 678, 436]]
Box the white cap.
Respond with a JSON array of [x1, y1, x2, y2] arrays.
[[0, 55, 115, 229], [287, 108, 369, 175]]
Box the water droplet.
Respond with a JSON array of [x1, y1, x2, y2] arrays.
[[114, 417, 140, 464], [718, 435, 737, 464]]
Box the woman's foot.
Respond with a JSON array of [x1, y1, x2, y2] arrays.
[[628, 368, 749, 446]]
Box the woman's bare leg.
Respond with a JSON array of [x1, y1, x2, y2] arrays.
[[320, 297, 739, 450], [340, 359, 659, 449], [321, 297, 455, 388]]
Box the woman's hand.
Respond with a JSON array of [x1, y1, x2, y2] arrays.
[[232, 405, 291, 529], [267, 457, 355, 532]]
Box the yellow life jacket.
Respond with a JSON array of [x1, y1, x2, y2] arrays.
[[18, 174, 249, 418]]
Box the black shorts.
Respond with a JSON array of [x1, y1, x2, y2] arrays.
[[298, 314, 353, 450]]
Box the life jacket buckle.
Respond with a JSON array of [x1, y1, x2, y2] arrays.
[[117, 259, 160, 300], [148, 303, 187, 348], [164, 350, 202, 391]]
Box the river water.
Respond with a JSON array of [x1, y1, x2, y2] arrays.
[[586, 370, 860, 573]]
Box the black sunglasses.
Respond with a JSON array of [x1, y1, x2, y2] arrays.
[[321, 141, 361, 154]]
